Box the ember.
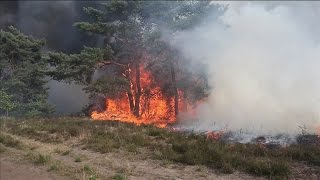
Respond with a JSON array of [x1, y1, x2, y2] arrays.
[[206, 131, 224, 141]]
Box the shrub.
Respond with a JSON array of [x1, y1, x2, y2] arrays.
[[0, 133, 21, 148]]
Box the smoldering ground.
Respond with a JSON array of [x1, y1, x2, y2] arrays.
[[171, 1, 320, 135]]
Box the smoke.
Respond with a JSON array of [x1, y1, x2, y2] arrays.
[[47, 81, 88, 114], [171, 2, 320, 134]]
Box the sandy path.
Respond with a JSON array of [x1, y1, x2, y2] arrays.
[[0, 156, 64, 180]]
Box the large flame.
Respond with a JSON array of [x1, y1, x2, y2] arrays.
[[91, 66, 177, 128]]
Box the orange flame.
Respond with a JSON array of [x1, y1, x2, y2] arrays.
[[91, 66, 177, 128], [206, 131, 224, 141]]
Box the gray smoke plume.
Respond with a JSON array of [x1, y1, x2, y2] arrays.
[[170, 1, 320, 135], [47, 81, 88, 114]]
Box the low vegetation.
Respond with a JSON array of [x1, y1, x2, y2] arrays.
[[112, 172, 127, 180], [1, 117, 319, 179], [26, 152, 51, 165], [74, 156, 82, 163], [0, 132, 21, 148], [82, 165, 98, 180]]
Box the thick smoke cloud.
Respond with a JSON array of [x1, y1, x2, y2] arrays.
[[171, 2, 320, 135]]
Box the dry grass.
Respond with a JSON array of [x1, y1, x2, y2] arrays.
[[1, 117, 319, 179], [0, 132, 22, 148]]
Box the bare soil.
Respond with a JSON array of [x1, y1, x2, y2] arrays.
[[0, 156, 65, 180]]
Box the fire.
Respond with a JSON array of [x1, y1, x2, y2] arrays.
[[91, 65, 177, 128], [206, 131, 224, 141]]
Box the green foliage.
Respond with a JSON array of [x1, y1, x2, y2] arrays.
[[50, 1, 224, 106], [0, 90, 15, 116], [0, 26, 53, 117], [142, 1, 226, 31], [84, 75, 130, 97], [48, 47, 108, 85]]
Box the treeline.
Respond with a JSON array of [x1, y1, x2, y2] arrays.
[[0, 1, 226, 117]]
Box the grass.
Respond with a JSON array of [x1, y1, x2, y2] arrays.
[[1, 117, 319, 179], [0, 144, 6, 153], [0, 133, 21, 148], [27, 153, 51, 165], [23, 151, 88, 179], [54, 148, 71, 156], [153, 137, 291, 178], [112, 169, 127, 180], [48, 164, 59, 171], [74, 156, 82, 162], [82, 165, 97, 180]]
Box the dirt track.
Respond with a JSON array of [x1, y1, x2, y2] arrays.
[[0, 156, 64, 180]]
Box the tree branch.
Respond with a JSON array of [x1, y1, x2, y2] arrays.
[[97, 61, 130, 68]]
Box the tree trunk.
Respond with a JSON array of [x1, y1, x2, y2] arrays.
[[122, 64, 135, 114], [170, 62, 179, 116], [127, 91, 135, 113], [6, 108, 9, 117], [133, 61, 141, 117]]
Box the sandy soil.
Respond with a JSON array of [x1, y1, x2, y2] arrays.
[[0, 156, 65, 180]]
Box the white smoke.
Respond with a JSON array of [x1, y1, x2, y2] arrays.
[[171, 2, 320, 135]]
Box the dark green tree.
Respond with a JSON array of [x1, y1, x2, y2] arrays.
[[73, 1, 149, 117], [0, 26, 53, 117]]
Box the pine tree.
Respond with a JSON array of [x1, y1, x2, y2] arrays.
[[48, 1, 226, 118], [0, 26, 53, 117]]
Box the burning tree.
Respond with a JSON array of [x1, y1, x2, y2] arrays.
[[48, 1, 225, 126]]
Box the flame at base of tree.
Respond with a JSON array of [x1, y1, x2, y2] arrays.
[[91, 92, 176, 128], [91, 65, 183, 128]]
